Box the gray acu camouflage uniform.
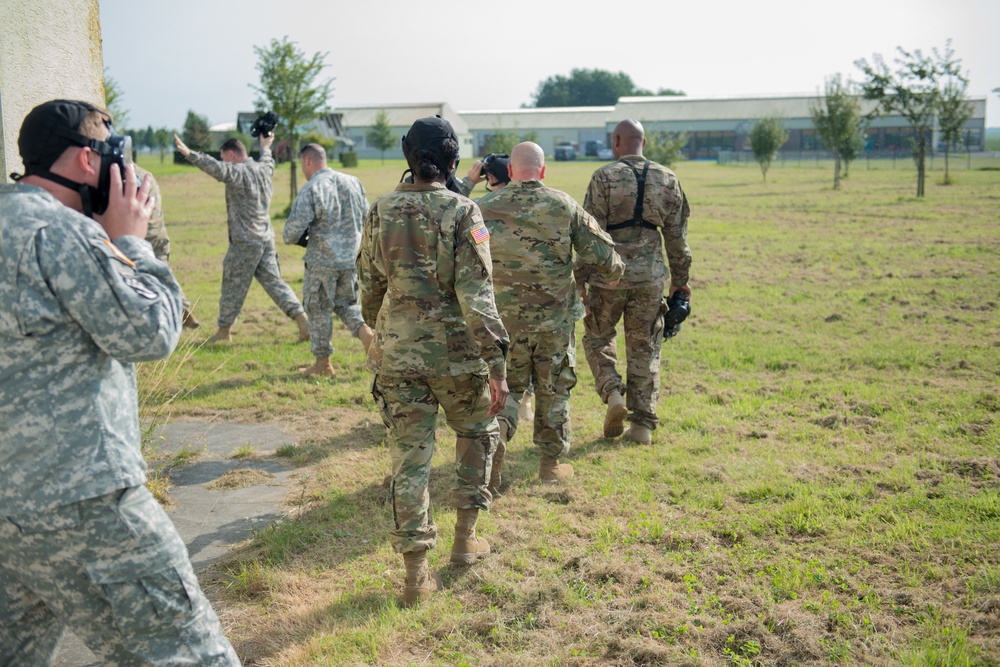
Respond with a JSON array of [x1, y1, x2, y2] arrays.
[[283, 167, 368, 357], [0, 183, 240, 665], [477, 180, 624, 458], [138, 166, 193, 314], [357, 181, 508, 555], [579, 155, 692, 431], [187, 147, 304, 328]]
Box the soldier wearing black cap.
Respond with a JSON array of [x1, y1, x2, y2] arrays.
[[0, 100, 240, 665], [357, 115, 509, 607]]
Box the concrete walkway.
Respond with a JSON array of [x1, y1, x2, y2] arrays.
[[54, 420, 298, 667]]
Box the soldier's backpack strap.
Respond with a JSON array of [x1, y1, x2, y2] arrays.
[[606, 159, 659, 232]]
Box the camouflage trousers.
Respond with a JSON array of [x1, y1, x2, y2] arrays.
[[372, 373, 499, 554], [0, 486, 240, 666], [148, 235, 193, 313], [302, 266, 365, 358], [218, 240, 304, 328], [582, 282, 665, 431], [498, 323, 577, 459]]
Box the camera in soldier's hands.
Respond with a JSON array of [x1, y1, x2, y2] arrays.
[[250, 111, 279, 138]]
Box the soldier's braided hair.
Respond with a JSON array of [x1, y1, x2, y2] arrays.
[[404, 138, 459, 182]]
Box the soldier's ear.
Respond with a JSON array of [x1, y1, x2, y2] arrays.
[[539, 164, 546, 180]]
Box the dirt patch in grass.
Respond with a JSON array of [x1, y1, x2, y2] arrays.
[[206, 469, 275, 491]]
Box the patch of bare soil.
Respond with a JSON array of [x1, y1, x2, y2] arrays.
[[207, 468, 275, 491]]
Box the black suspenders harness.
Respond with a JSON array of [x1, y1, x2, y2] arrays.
[[606, 159, 659, 233]]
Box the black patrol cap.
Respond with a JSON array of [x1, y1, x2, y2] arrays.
[[401, 115, 458, 154], [18, 99, 109, 174]]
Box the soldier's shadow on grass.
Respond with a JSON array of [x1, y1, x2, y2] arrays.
[[218, 448, 509, 664]]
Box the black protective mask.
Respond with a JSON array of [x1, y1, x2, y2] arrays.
[[24, 128, 133, 218]]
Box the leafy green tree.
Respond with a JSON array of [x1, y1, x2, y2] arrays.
[[366, 109, 396, 164], [482, 128, 520, 156], [748, 117, 788, 182], [103, 68, 129, 129], [530, 68, 683, 107], [182, 110, 213, 152], [302, 130, 337, 154], [645, 130, 688, 167], [855, 43, 960, 197], [152, 127, 173, 163], [140, 126, 155, 154], [521, 130, 539, 145], [810, 74, 866, 190], [252, 36, 335, 200], [936, 44, 973, 185]]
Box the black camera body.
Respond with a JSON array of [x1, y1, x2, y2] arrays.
[[661, 290, 690, 340], [250, 111, 279, 138]]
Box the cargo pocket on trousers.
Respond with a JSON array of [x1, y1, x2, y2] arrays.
[[371, 375, 395, 431], [86, 559, 197, 636]]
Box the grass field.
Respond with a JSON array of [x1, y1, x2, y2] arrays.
[[138, 153, 1000, 666]]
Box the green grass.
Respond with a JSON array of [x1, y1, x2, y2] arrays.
[[138, 154, 1000, 665]]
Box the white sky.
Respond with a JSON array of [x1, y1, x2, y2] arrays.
[[99, 0, 1000, 130]]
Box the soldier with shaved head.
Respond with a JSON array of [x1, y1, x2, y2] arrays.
[[477, 142, 624, 489], [580, 119, 692, 445]]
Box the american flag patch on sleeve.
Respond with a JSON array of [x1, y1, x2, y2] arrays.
[[471, 224, 490, 245]]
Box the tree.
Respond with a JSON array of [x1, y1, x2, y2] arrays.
[[530, 68, 683, 107], [103, 68, 129, 129], [856, 44, 953, 197], [366, 109, 396, 164], [182, 110, 213, 152], [152, 127, 173, 163], [645, 130, 688, 167], [481, 127, 520, 156], [936, 43, 973, 185], [251, 36, 335, 201], [748, 117, 788, 182], [810, 74, 866, 190]]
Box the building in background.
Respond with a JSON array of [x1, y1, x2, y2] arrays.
[[338, 103, 472, 161], [460, 106, 614, 158], [0, 0, 105, 182]]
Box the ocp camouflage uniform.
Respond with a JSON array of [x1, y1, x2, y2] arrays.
[[357, 182, 508, 554], [283, 167, 368, 357], [187, 148, 304, 328], [138, 166, 193, 314], [579, 155, 692, 431], [477, 180, 623, 458], [0, 183, 240, 665]]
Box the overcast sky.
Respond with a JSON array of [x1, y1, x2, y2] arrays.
[[100, 0, 1000, 130]]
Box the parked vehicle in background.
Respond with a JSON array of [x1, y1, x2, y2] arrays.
[[555, 143, 576, 161]]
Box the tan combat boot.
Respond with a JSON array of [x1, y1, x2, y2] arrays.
[[603, 389, 627, 438], [357, 323, 374, 353], [624, 423, 652, 445], [401, 549, 436, 607], [450, 508, 490, 565], [488, 421, 510, 497], [539, 454, 574, 484], [207, 326, 231, 343], [294, 313, 310, 343], [302, 355, 335, 377], [182, 309, 201, 329]]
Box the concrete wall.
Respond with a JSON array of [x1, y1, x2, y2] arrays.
[[0, 0, 104, 182]]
